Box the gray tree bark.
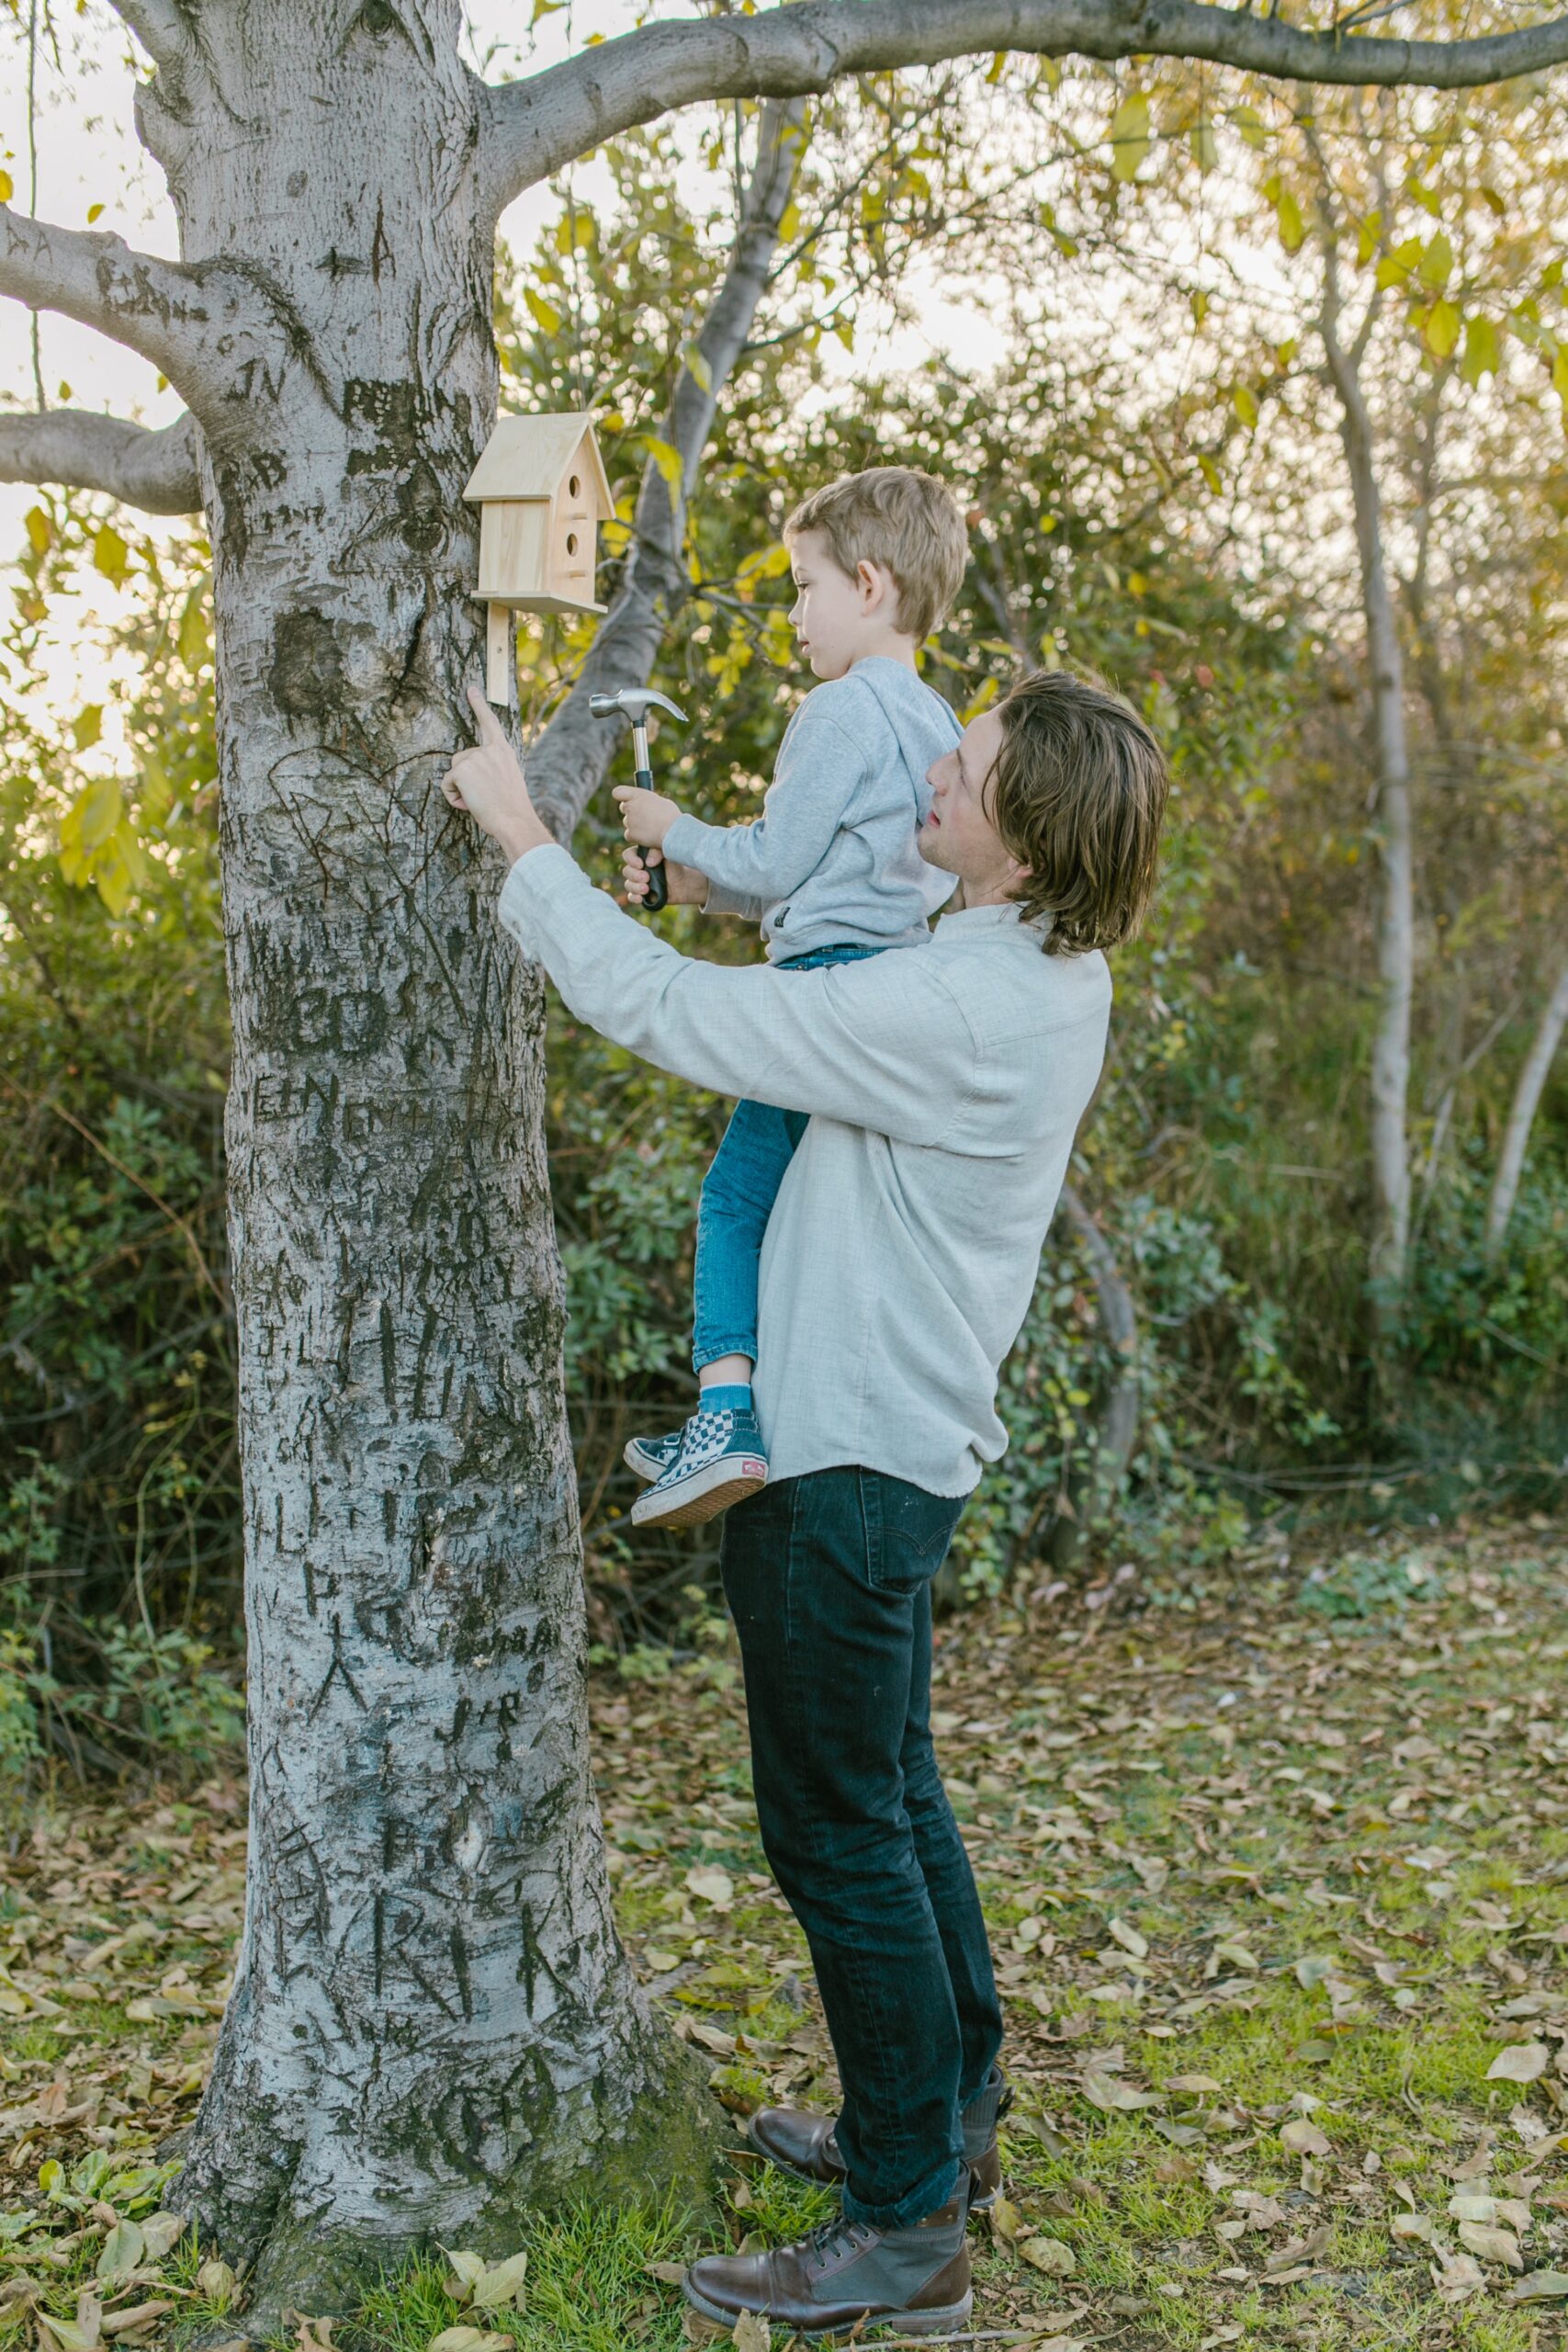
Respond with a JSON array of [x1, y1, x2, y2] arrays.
[[1486, 957, 1568, 1260], [1316, 220, 1415, 1322], [4, 0, 1565, 2308]]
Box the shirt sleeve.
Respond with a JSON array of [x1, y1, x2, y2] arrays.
[[660, 695, 870, 904], [498, 844, 974, 1147]]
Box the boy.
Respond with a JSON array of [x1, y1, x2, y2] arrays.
[[613, 466, 969, 1533]]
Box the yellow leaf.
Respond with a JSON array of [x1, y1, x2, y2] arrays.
[[1461, 315, 1499, 386], [1232, 385, 1259, 430], [1425, 300, 1461, 359], [1232, 104, 1266, 151], [93, 525, 130, 582], [1197, 454, 1223, 494], [1190, 119, 1217, 173], [86, 203, 104, 223], [778, 201, 800, 243], [0, 169, 13, 203], [524, 287, 561, 336], [1109, 91, 1151, 183], [1552, 344, 1568, 403], [682, 340, 713, 393], [25, 505, 51, 557], [643, 436, 683, 492], [986, 49, 1007, 83], [1018, 2235, 1077, 2276]]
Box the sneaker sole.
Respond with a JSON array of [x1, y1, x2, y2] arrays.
[[681, 2279, 972, 2341], [630, 1456, 768, 1532], [622, 1438, 671, 1485]]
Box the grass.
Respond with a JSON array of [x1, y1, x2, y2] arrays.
[[4, 1513, 1568, 2346]]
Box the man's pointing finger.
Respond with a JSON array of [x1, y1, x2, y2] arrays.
[[467, 682, 507, 741]]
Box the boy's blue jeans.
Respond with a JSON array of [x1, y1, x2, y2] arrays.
[[692, 942, 887, 1374]]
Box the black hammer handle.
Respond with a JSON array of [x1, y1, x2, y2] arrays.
[[635, 760, 669, 910]]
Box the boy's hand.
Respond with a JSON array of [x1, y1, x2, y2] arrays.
[[621, 843, 706, 908], [614, 785, 681, 849]]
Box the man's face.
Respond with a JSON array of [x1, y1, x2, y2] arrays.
[[786, 528, 897, 680], [919, 709, 1023, 902]]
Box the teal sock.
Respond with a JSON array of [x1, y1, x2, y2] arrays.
[[700, 1383, 752, 1417]]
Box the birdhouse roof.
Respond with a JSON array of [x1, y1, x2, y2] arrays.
[[461, 413, 613, 510]]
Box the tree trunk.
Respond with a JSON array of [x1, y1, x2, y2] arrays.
[[1320, 284, 1415, 1327], [1486, 957, 1568, 1260], [129, 2, 705, 2312]]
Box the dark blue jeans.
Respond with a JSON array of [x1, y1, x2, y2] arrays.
[[692, 943, 886, 1374], [720, 1467, 1003, 2229]]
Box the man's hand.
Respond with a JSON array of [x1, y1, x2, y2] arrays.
[[441, 685, 554, 865], [621, 842, 706, 908], [613, 785, 682, 849]]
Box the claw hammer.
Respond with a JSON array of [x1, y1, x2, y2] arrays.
[[590, 686, 688, 912]]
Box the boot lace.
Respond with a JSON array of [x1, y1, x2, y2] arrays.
[[799, 2213, 878, 2276]]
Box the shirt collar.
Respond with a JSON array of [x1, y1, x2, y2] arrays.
[[937, 899, 1053, 941]]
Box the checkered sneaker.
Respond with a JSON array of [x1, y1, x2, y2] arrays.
[[623, 1426, 685, 1484], [629, 1405, 769, 1532]]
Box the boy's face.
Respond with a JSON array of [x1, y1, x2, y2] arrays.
[[919, 711, 1025, 902], [786, 528, 901, 679]]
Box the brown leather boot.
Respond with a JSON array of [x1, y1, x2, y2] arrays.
[[748, 2063, 1010, 2209], [682, 2196, 971, 2339]]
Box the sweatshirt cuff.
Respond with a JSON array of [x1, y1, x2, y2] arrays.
[[662, 811, 716, 874], [496, 841, 585, 952]]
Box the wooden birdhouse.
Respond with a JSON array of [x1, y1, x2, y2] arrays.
[[462, 413, 614, 705]]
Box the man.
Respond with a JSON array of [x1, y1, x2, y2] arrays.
[[442, 666, 1169, 2338]]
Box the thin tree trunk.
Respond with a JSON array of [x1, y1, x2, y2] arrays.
[[1486, 959, 1568, 1259], [527, 97, 805, 841], [108, 5, 704, 2313], [1044, 1181, 1140, 1571], [1319, 254, 1415, 1325]]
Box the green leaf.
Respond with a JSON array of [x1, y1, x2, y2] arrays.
[[93, 525, 130, 582], [1552, 343, 1568, 403], [1377, 237, 1422, 290], [1232, 385, 1259, 430], [177, 582, 210, 673], [1419, 232, 1453, 290], [1232, 104, 1266, 151], [1189, 118, 1217, 173], [1425, 299, 1461, 359], [73, 705, 103, 751], [1109, 90, 1151, 182], [1197, 453, 1223, 495], [523, 287, 561, 336], [96, 2219, 144, 2282], [1357, 212, 1382, 266], [1275, 188, 1305, 255], [681, 341, 713, 393], [1461, 315, 1500, 386]]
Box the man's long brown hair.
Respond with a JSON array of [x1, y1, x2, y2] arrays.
[[988, 669, 1169, 955]]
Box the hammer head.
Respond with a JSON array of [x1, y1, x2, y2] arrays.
[[589, 687, 688, 727]]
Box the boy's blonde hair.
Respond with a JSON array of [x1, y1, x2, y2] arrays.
[[784, 468, 968, 643]]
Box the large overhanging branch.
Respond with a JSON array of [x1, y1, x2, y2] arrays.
[[482, 0, 1568, 209], [0, 409, 201, 513], [527, 96, 806, 841], [0, 207, 279, 419]]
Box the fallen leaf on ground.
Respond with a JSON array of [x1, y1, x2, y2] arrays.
[[1487, 2043, 1549, 2083], [1017, 2234, 1076, 2276]]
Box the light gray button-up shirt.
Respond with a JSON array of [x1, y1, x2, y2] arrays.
[[499, 846, 1111, 1497]]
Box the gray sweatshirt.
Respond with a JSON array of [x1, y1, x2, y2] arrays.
[[661, 657, 960, 961], [499, 847, 1112, 1494]]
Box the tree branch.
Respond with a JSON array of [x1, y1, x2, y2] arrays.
[[526, 97, 806, 842], [0, 207, 274, 419], [104, 0, 193, 75], [482, 0, 1568, 211], [0, 408, 201, 513]]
